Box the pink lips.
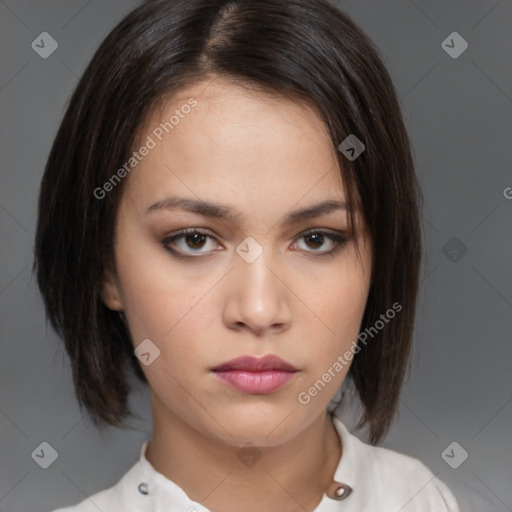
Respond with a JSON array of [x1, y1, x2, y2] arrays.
[[211, 355, 298, 394]]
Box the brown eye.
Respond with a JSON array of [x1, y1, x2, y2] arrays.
[[162, 228, 348, 260], [292, 229, 348, 256], [162, 229, 218, 257], [183, 232, 208, 250], [304, 232, 326, 250]]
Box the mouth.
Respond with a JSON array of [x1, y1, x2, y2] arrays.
[[211, 354, 298, 394], [211, 354, 298, 372]]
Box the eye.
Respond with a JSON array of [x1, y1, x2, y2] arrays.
[[162, 228, 218, 257], [162, 228, 348, 259], [291, 229, 348, 256]]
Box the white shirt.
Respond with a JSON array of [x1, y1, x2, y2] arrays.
[[52, 414, 460, 512]]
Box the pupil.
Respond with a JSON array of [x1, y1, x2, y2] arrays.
[[307, 233, 323, 249], [187, 233, 206, 249]]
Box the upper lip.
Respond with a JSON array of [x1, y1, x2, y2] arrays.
[[212, 355, 298, 372]]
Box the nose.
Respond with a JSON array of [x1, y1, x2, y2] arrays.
[[222, 240, 292, 337]]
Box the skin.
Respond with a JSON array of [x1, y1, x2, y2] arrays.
[[101, 76, 373, 512]]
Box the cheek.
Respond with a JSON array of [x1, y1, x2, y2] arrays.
[[116, 255, 211, 402], [297, 253, 370, 369], [115, 258, 217, 430], [113, 232, 209, 352]]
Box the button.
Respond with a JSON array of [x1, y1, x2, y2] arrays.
[[138, 482, 150, 495], [325, 481, 352, 500]]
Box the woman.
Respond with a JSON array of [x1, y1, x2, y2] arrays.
[[34, 0, 460, 510]]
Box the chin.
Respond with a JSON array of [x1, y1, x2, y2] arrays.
[[202, 404, 310, 448]]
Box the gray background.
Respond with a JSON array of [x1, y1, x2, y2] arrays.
[[1, 0, 511, 511]]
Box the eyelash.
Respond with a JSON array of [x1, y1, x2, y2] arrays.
[[161, 228, 349, 259]]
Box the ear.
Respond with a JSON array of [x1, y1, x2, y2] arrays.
[[100, 268, 124, 312]]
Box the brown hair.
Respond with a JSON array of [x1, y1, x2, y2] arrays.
[[34, 0, 422, 445]]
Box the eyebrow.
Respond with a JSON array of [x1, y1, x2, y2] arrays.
[[146, 196, 348, 226]]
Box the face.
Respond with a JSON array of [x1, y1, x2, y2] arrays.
[[102, 77, 372, 447]]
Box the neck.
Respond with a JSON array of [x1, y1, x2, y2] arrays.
[[145, 403, 342, 512]]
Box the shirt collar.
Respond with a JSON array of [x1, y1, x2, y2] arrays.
[[135, 413, 357, 511]]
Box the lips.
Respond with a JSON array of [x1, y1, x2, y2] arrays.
[[211, 354, 298, 372], [211, 355, 298, 394]]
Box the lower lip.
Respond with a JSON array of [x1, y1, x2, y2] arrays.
[[212, 370, 296, 394]]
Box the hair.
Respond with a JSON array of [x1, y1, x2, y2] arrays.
[[34, 0, 422, 445]]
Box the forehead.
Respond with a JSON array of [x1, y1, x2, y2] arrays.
[[122, 77, 348, 220]]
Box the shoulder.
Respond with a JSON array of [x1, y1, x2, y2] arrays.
[[48, 459, 142, 512], [332, 417, 460, 511], [367, 443, 459, 510], [49, 484, 120, 512]]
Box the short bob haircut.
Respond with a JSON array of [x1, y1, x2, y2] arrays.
[[34, 0, 422, 445]]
